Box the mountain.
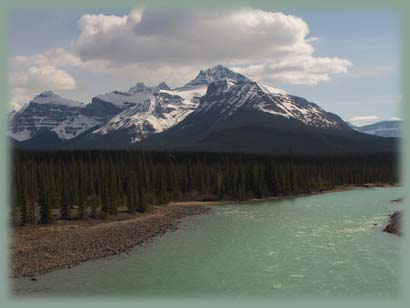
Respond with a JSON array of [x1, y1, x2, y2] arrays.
[[350, 120, 401, 138], [90, 82, 206, 143], [94, 82, 158, 109], [191, 78, 348, 129], [10, 65, 397, 154], [138, 78, 350, 151], [183, 64, 250, 87], [9, 91, 88, 142], [67, 66, 247, 147], [138, 79, 393, 155]]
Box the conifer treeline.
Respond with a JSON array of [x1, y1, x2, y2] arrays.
[[11, 150, 398, 225]]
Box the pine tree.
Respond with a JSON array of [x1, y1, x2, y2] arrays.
[[90, 194, 100, 219], [60, 185, 70, 220], [79, 198, 87, 219], [126, 173, 137, 213], [138, 185, 148, 213], [19, 188, 28, 226], [10, 183, 19, 226], [38, 178, 51, 225]]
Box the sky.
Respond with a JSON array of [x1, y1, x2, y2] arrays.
[[9, 7, 400, 126]]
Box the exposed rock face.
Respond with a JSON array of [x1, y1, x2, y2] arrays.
[[383, 211, 402, 236]]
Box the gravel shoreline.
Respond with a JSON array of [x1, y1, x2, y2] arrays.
[[11, 205, 210, 278]]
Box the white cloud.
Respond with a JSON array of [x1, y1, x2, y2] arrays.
[[390, 116, 401, 121], [71, 8, 351, 85], [232, 56, 351, 85], [349, 115, 380, 122], [9, 8, 352, 109], [12, 48, 84, 67], [10, 65, 77, 110], [73, 9, 315, 65]]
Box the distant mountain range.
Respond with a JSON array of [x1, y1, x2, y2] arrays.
[[349, 120, 401, 138], [9, 65, 397, 154]]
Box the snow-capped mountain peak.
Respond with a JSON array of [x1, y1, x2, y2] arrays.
[[9, 91, 88, 141], [31, 91, 84, 107], [128, 82, 151, 94], [184, 65, 250, 88], [157, 81, 171, 91]]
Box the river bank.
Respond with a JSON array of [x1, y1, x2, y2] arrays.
[[169, 183, 393, 207], [13, 186, 401, 297], [11, 205, 210, 278], [11, 183, 396, 279]]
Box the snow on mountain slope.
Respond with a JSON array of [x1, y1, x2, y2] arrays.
[[52, 114, 100, 140], [9, 91, 86, 141], [195, 78, 348, 129], [258, 83, 287, 96], [30, 91, 84, 107], [94, 82, 171, 109], [94, 90, 150, 108], [93, 90, 200, 143], [181, 66, 346, 129], [160, 85, 208, 101], [93, 78, 207, 143]]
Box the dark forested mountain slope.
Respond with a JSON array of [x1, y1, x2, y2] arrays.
[[139, 109, 396, 155]]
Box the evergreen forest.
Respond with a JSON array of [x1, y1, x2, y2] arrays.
[[10, 150, 398, 226]]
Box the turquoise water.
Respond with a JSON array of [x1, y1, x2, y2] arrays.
[[13, 187, 403, 298]]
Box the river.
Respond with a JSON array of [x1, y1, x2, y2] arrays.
[[13, 187, 402, 297]]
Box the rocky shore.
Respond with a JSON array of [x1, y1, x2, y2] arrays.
[[383, 211, 402, 236], [11, 205, 210, 278]]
